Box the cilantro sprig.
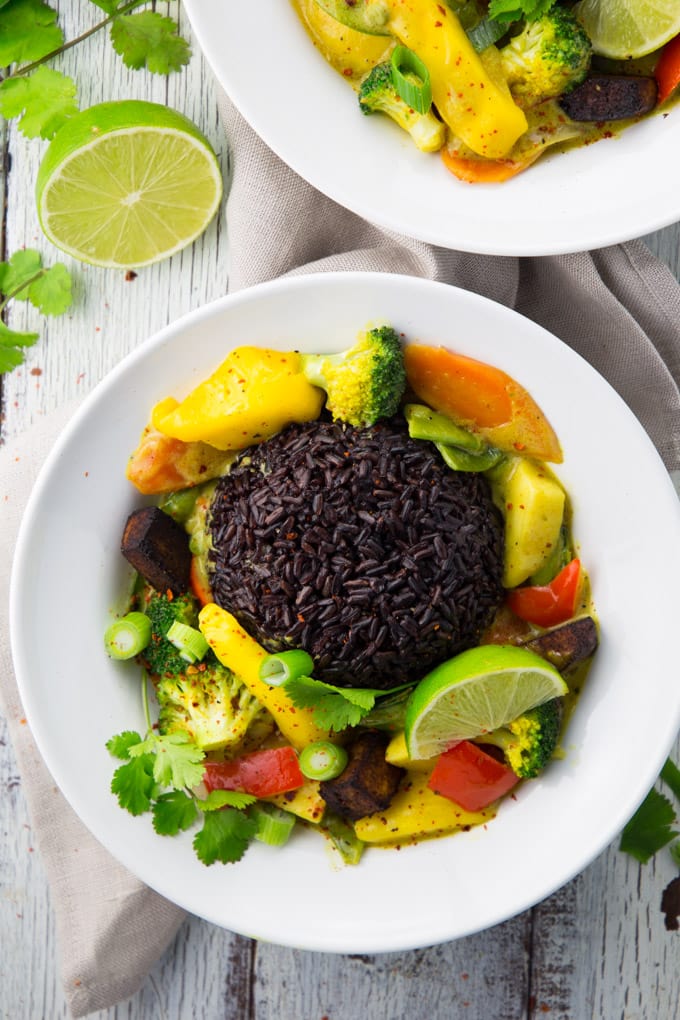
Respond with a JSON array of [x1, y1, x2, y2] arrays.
[[0, 248, 72, 373], [0, 0, 191, 141], [283, 674, 414, 732], [619, 756, 680, 865], [106, 675, 258, 866]]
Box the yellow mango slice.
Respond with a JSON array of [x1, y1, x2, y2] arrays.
[[152, 347, 324, 451], [292, 0, 393, 81], [354, 771, 494, 844], [267, 779, 326, 824], [385, 732, 437, 773], [499, 458, 566, 588], [198, 603, 332, 750], [386, 1, 527, 159]]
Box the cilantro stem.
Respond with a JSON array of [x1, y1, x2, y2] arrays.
[[3, 0, 149, 81], [141, 669, 153, 735], [0, 269, 46, 314]]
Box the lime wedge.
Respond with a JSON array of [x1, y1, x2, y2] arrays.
[[574, 0, 680, 59], [404, 644, 568, 760], [36, 101, 222, 269]]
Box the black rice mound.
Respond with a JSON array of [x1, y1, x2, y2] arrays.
[[208, 417, 505, 690]]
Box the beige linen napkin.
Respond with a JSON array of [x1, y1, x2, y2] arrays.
[[2, 93, 680, 1017]]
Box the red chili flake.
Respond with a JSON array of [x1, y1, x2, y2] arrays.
[[342, 68, 353, 77], [124, 270, 138, 282], [434, 20, 442, 26], [30, 367, 42, 376]]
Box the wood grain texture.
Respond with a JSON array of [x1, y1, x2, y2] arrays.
[[1, 5, 679, 1019]]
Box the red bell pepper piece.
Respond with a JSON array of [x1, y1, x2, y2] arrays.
[[203, 746, 304, 799], [428, 741, 519, 812], [506, 558, 581, 628], [655, 34, 680, 106]]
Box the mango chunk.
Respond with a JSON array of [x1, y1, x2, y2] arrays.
[[198, 603, 332, 750], [267, 779, 326, 825], [500, 458, 566, 588], [385, 732, 437, 773], [354, 771, 494, 844], [152, 347, 324, 451]]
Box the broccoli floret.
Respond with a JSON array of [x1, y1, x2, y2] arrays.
[[138, 589, 199, 677], [498, 8, 592, 109], [480, 698, 564, 779], [136, 587, 272, 751], [156, 660, 271, 752], [358, 62, 446, 153], [299, 325, 406, 428]]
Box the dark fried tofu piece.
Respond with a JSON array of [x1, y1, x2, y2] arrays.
[[320, 731, 405, 822], [560, 75, 657, 121], [523, 616, 598, 675], [121, 506, 191, 595]]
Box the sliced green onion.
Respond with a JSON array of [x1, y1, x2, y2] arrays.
[[104, 612, 151, 660], [390, 46, 432, 114], [466, 16, 509, 53], [250, 803, 297, 847], [260, 649, 315, 686], [166, 621, 209, 663], [298, 741, 348, 781]]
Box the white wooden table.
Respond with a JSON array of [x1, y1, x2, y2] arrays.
[[2, 6, 679, 1018]]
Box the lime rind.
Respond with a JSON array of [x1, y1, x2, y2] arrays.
[[36, 102, 223, 270], [404, 646, 568, 760]]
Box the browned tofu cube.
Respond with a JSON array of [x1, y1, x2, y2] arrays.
[[121, 506, 191, 595]]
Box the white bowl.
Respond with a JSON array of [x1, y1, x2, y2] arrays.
[[183, 0, 680, 256], [11, 272, 680, 952]]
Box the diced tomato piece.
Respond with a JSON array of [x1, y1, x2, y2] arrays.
[[655, 34, 680, 105], [506, 558, 581, 628], [203, 746, 304, 798], [428, 741, 519, 811]]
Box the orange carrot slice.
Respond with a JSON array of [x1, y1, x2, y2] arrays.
[[404, 345, 562, 463]]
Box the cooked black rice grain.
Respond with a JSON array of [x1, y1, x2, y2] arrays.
[[208, 417, 505, 690]]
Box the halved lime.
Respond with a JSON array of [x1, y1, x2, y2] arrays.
[[574, 0, 680, 59], [36, 101, 223, 269], [404, 645, 568, 760]]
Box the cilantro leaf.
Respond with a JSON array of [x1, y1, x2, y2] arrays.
[[661, 758, 680, 802], [193, 808, 258, 866], [106, 730, 144, 760], [0, 320, 39, 372], [152, 790, 198, 835], [88, 0, 120, 13], [619, 787, 679, 864], [111, 753, 156, 815], [110, 11, 191, 74], [487, 0, 555, 24], [0, 0, 63, 67], [284, 675, 376, 731], [128, 731, 205, 791], [198, 790, 258, 812], [0, 249, 42, 297], [0, 249, 72, 315], [0, 66, 78, 139], [27, 263, 72, 315]]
